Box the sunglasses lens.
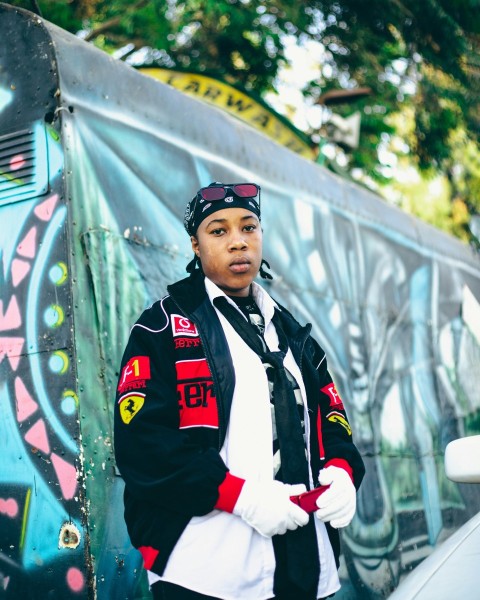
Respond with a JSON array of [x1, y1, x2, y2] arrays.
[[199, 183, 258, 201], [233, 184, 258, 198], [201, 187, 226, 201]]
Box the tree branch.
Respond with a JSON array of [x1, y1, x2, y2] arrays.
[[84, 0, 151, 42]]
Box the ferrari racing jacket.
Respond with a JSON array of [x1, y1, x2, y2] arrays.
[[114, 270, 365, 575]]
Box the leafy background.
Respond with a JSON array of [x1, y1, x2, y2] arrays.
[[11, 0, 480, 244]]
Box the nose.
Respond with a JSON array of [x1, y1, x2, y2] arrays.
[[228, 231, 248, 251]]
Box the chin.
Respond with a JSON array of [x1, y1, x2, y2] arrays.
[[221, 279, 253, 296]]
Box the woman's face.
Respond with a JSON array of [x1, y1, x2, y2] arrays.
[[191, 207, 263, 297]]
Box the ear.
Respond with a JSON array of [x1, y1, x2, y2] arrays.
[[190, 235, 200, 257]]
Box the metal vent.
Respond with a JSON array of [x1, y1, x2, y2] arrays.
[[0, 126, 49, 205]]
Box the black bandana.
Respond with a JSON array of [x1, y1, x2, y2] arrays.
[[184, 183, 261, 236]]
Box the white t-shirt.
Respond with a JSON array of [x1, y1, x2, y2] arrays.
[[148, 279, 340, 599]]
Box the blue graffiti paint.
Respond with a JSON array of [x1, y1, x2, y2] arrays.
[[0, 85, 13, 112], [0, 385, 84, 569], [25, 205, 78, 454]]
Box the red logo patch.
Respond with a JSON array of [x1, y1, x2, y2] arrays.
[[321, 383, 344, 410], [118, 356, 151, 393], [176, 359, 218, 429], [172, 314, 198, 337]]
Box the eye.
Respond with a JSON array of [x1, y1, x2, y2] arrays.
[[244, 224, 257, 232], [210, 227, 225, 236]]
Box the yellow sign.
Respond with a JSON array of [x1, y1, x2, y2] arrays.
[[119, 393, 145, 424], [139, 68, 314, 160]]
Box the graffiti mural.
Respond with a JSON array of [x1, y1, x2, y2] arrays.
[[1, 4, 479, 600], [0, 184, 87, 598], [0, 7, 88, 598]]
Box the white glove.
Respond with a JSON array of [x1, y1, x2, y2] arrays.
[[315, 466, 356, 528], [233, 480, 309, 537]]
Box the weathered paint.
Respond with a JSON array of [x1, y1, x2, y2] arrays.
[[0, 4, 479, 599], [0, 7, 88, 599]]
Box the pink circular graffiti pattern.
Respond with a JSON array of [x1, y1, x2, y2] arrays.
[[0, 497, 19, 518], [66, 567, 85, 592]]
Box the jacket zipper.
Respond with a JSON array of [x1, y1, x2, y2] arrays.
[[197, 327, 226, 451]]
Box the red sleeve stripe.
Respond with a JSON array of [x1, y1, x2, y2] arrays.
[[324, 458, 354, 483], [214, 472, 245, 513], [138, 546, 159, 570]]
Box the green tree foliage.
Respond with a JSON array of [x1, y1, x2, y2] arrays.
[[9, 0, 480, 243]]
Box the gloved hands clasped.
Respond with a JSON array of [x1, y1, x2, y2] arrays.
[[233, 480, 309, 537], [314, 465, 356, 528]]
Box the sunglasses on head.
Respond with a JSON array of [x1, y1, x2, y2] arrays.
[[197, 183, 261, 203]]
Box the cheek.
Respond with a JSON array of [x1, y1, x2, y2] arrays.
[[199, 246, 221, 275], [251, 240, 263, 267]]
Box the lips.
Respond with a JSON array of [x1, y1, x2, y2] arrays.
[[229, 257, 251, 273]]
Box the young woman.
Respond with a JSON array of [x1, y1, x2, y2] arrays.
[[114, 182, 365, 600]]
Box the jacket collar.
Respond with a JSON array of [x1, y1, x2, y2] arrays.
[[167, 270, 208, 315]]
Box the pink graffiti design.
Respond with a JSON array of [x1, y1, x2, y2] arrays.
[[1, 194, 78, 500], [1, 189, 85, 596]]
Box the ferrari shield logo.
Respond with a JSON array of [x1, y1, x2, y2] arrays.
[[119, 393, 145, 424]]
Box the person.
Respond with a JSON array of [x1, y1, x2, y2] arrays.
[[114, 182, 365, 600]]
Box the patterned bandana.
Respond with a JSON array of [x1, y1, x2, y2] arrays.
[[184, 182, 261, 236]]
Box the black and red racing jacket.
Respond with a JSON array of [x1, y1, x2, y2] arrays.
[[114, 270, 365, 575]]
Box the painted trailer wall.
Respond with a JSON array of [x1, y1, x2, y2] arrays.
[[0, 4, 479, 599], [0, 5, 88, 599]]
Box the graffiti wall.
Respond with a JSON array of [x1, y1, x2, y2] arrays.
[[1, 4, 479, 599], [0, 6, 88, 598]]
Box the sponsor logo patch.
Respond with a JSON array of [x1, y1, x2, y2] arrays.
[[176, 359, 218, 429], [326, 411, 352, 435], [119, 392, 145, 424], [118, 356, 151, 393], [321, 383, 344, 410], [172, 315, 198, 337], [174, 337, 201, 349]]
